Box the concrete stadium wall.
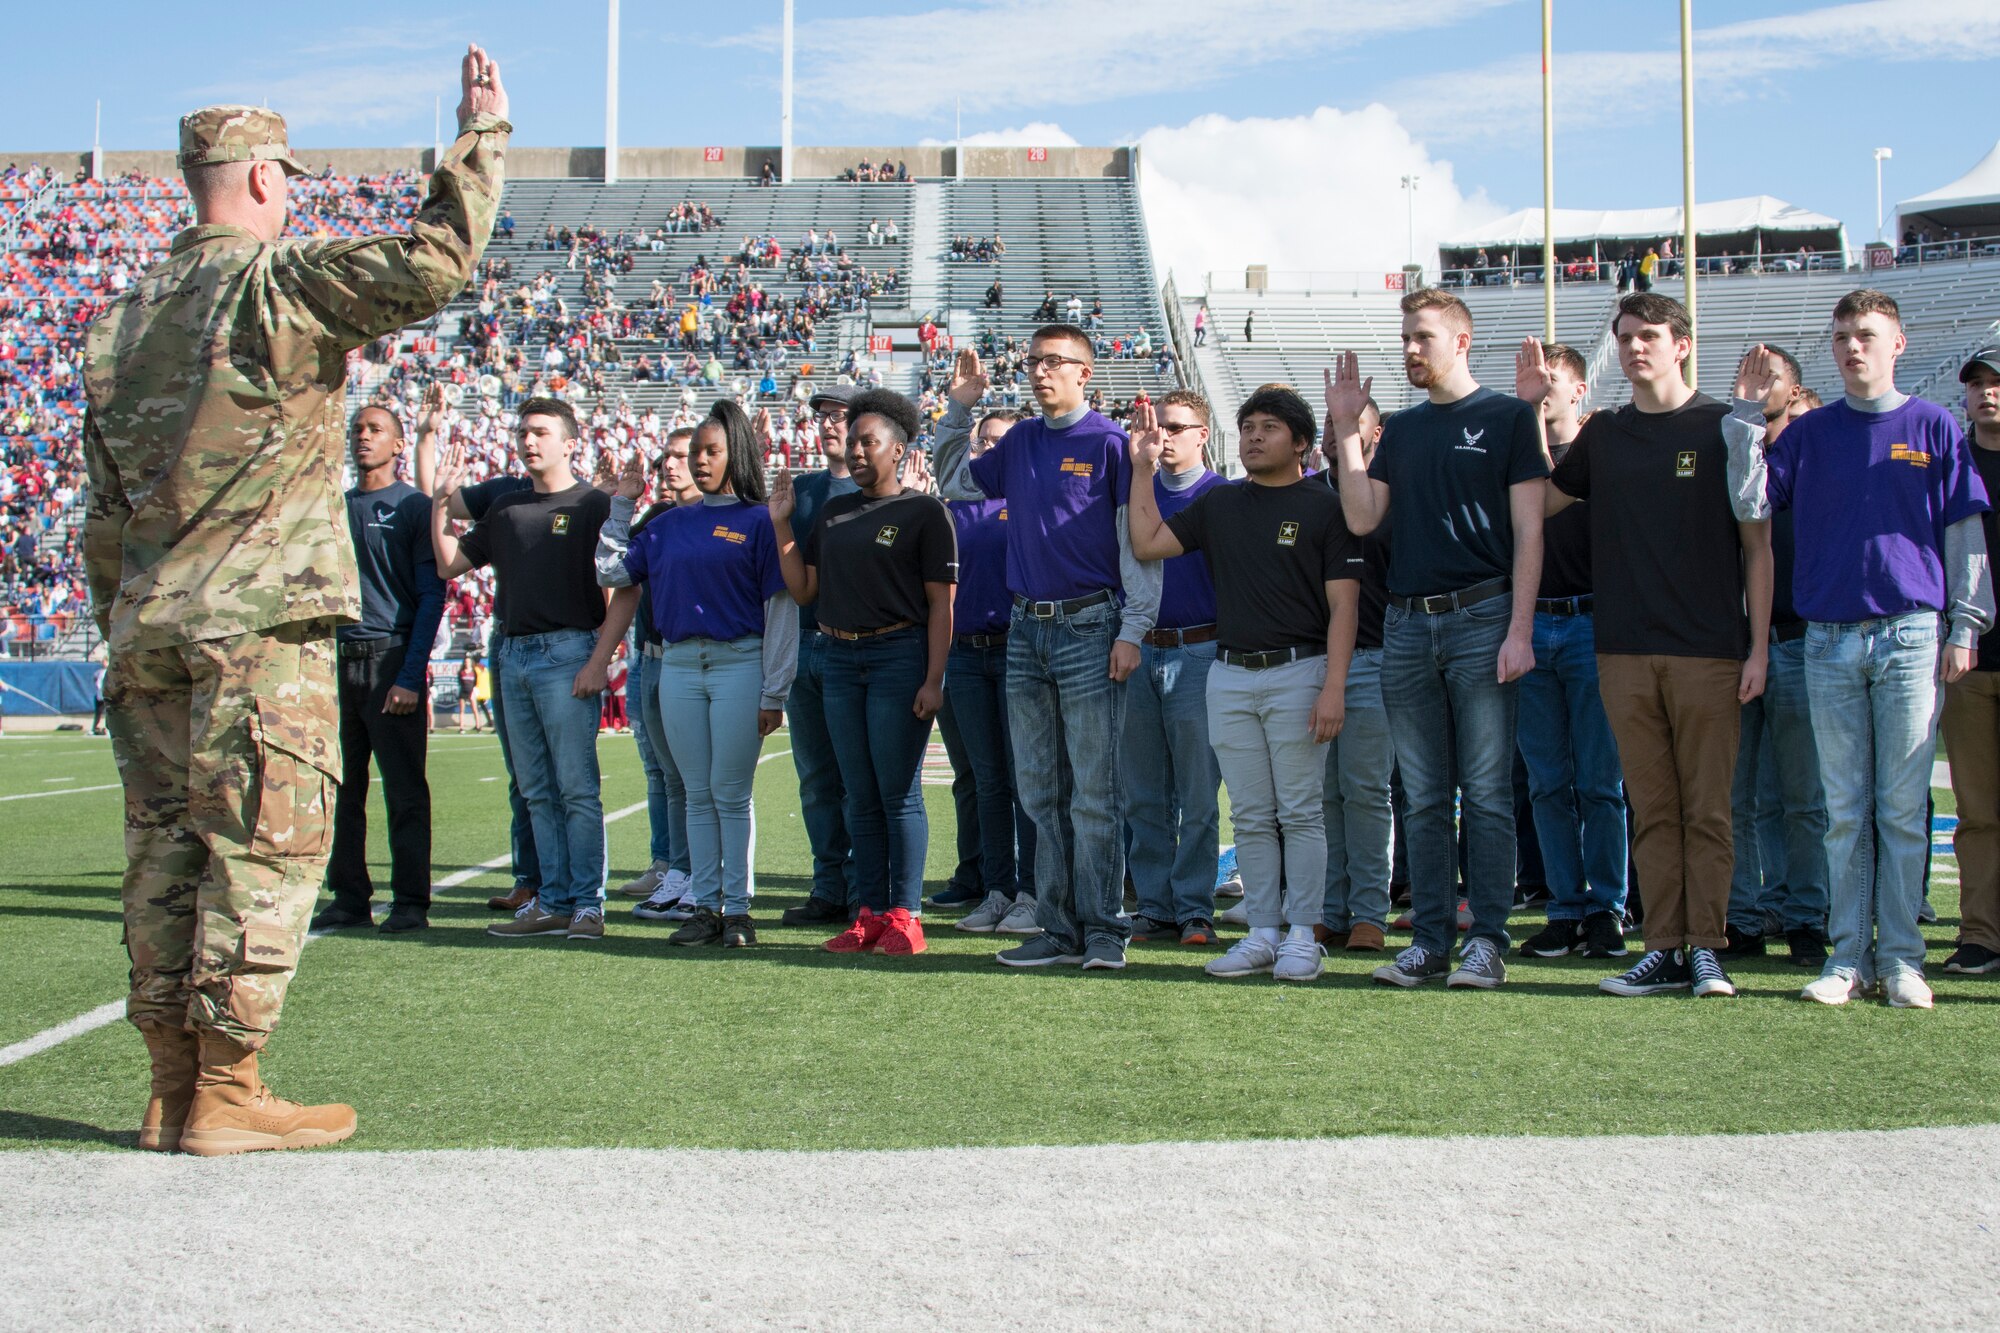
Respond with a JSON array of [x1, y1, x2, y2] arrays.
[[1, 145, 1131, 180]]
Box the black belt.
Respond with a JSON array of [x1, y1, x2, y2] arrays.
[[1217, 643, 1327, 671], [1014, 589, 1113, 619], [1773, 621, 1807, 644], [1390, 576, 1510, 615], [955, 630, 1008, 648], [1146, 624, 1217, 648], [337, 635, 407, 660], [1535, 594, 1593, 617]]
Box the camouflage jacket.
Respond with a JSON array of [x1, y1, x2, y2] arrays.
[[81, 112, 510, 650]]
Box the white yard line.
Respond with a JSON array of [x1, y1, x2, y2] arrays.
[[0, 749, 793, 1070], [0, 783, 120, 803]]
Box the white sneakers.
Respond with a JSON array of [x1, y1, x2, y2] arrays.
[[1205, 933, 1278, 978], [1273, 928, 1326, 983], [1218, 899, 1249, 926], [1882, 971, 1935, 1009], [1804, 969, 1934, 1008], [1801, 971, 1869, 1006], [954, 890, 1015, 933]]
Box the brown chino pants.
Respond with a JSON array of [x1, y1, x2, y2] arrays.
[[1941, 670, 2000, 951], [1596, 653, 1742, 952]]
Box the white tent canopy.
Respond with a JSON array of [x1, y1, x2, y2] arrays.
[[1444, 195, 1842, 251], [1896, 141, 2000, 227]]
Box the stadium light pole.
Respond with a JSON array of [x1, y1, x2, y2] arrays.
[[782, 0, 794, 186], [1873, 146, 1893, 243], [1401, 174, 1418, 271], [1541, 0, 1555, 341], [605, 0, 620, 185], [1678, 0, 1698, 389]]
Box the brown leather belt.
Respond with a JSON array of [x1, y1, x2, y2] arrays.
[[1218, 643, 1327, 670], [1390, 575, 1510, 615], [817, 620, 916, 641], [1145, 624, 1217, 648]]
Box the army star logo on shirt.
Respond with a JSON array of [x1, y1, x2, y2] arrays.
[[1675, 451, 1696, 478], [551, 513, 572, 534], [1277, 521, 1300, 547], [875, 524, 900, 547]]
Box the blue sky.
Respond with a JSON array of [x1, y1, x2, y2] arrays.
[[9, 1, 1995, 282]]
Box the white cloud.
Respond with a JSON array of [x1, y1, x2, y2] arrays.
[[723, 0, 1516, 122], [1133, 105, 1505, 291], [1391, 0, 2000, 144], [921, 123, 1080, 148]]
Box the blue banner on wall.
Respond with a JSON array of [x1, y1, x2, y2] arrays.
[[0, 661, 101, 716]]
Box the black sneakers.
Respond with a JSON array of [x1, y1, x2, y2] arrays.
[[1581, 911, 1628, 958], [379, 904, 430, 934], [1689, 947, 1737, 997], [1943, 941, 2000, 974], [721, 914, 758, 948], [1519, 918, 1584, 957], [780, 897, 847, 927], [1719, 924, 1765, 958], [309, 903, 373, 932], [1599, 948, 1693, 996], [1786, 927, 1829, 969], [669, 907, 725, 946]]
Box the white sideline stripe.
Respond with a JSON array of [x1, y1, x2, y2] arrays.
[[0, 782, 120, 802], [1934, 760, 1950, 788], [0, 750, 793, 1070]]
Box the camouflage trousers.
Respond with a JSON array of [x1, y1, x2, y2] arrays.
[[103, 619, 341, 1051]]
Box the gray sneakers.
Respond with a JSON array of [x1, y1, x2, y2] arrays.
[[1372, 944, 1449, 987], [995, 895, 1042, 935], [1206, 934, 1278, 978], [995, 934, 1084, 968], [1273, 929, 1325, 983], [954, 889, 1016, 933], [1447, 937, 1507, 989], [1080, 937, 1127, 971]]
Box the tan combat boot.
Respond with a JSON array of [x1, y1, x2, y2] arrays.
[[178, 1032, 357, 1157], [135, 1023, 198, 1152]]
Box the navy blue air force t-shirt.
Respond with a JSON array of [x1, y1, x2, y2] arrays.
[[1366, 387, 1547, 598]]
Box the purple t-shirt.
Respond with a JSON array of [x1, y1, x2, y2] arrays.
[[950, 498, 1012, 635], [967, 410, 1131, 601], [1767, 398, 1989, 623], [622, 501, 786, 643], [1156, 469, 1225, 629]]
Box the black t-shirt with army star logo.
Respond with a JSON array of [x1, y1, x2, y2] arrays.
[[1550, 393, 1748, 660], [801, 489, 958, 635], [1166, 477, 1360, 654], [458, 481, 612, 637]]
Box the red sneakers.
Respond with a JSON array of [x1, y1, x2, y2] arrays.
[[824, 907, 888, 953], [873, 908, 928, 956]]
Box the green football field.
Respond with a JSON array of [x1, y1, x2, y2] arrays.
[[1, 728, 1994, 1153]]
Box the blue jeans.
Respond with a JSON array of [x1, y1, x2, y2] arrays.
[[1323, 648, 1397, 932], [661, 636, 767, 916], [936, 690, 983, 892], [788, 631, 854, 909], [1121, 640, 1220, 925], [631, 651, 689, 873], [1007, 597, 1128, 950], [1729, 638, 1829, 934], [1515, 612, 1628, 921], [496, 628, 605, 916], [1805, 612, 1941, 982], [946, 638, 1037, 897], [1381, 592, 1518, 955], [487, 627, 540, 891], [822, 629, 934, 914]]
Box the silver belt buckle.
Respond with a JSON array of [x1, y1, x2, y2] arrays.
[[1031, 600, 1058, 618]]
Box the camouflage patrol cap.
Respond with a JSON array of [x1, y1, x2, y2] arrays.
[[176, 105, 307, 176]]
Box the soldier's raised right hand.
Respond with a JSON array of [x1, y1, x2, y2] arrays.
[[769, 464, 796, 523], [432, 435, 467, 501], [947, 348, 989, 409], [457, 44, 509, 128]]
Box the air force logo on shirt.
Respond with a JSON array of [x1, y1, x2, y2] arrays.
[[551, 513, 571, 534], [1675, 451, 1697, 478], [875, 525, 900, 547], [1277, 521, 1301, 547], [1456, 427, 1487, 453], [366, 500, 396, 531]]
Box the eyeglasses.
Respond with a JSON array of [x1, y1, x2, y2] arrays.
[[1021, 354, 1088, 372], [1161, 422, 1205, 436], [815, 408, 847, 423]]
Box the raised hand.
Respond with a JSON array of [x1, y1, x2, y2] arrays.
[[901, 448, 935, 494], [417, 382, 447, 440], [1323, 351, 1372, 432], [432, 434, 467, 500], [457, 43, 509, 127], [614, 450, 645, 502], [591, 450, 619, 492], [1515, 335, 1553, 404], [1733, 344, 1781, 405], [1127, 397, 1164, 470], [769, 464, 796, 522], [947, 347, 990, 409]]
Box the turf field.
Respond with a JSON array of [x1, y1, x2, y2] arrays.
[[1, 729, 1995, 1153]]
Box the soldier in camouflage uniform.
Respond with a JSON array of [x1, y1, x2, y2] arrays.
[[81, 46, 510, 1156]]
